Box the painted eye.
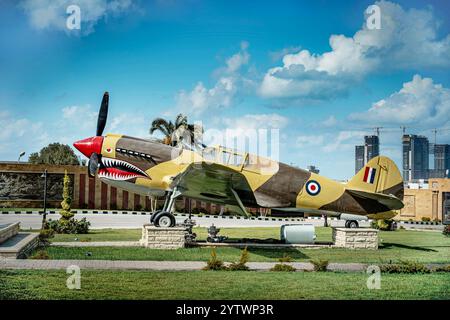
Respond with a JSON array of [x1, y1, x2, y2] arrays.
[[106, 148, 112, 153]]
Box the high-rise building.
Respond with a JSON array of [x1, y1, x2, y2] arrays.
[[355, 145, 365, 173], [365, 135, 380, 162], [402, 134, 429, 181], [433, 144, 450, 178], [355, 135, 380, 174]]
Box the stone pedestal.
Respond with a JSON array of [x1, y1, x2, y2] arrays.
[[140, 224, 190, 249], [332, 228, 379, 250]]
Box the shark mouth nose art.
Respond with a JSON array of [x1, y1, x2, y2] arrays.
[[98, 157, 150, 181]]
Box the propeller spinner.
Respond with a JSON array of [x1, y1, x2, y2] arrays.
[[73, 92, 109, 177]]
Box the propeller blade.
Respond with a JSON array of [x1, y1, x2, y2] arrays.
[[96, 92, 109, 136], [88, 153, 99, 177]]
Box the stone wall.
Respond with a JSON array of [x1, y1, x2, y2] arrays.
[[140, 225, 190, 249], [332, 228, 378, 249], [0, 163, 81, 209]]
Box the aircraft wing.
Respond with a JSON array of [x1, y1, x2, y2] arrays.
[[169, 162, 257, 217]]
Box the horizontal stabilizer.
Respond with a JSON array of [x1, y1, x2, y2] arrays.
[[346, 188, 404, 210]]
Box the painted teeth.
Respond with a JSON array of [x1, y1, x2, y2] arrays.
[[101, 157, 147, 176], [98, 171, 140, 181]]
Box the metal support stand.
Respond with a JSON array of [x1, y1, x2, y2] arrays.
[[162, 187, 182, 213], [41, 169, 48, 229]]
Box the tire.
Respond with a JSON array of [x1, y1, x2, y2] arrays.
[[348, 220, 359, 228], [150, 210, 161, 223], [154, 211, 176, 228]]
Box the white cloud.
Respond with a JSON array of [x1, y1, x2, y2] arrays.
[[260, 1, 450, 100], [176, 78, 236, 116], [294, 130, 365, 154], [0, 111, 49, 158], [226, 41, 250, 73], [296, 135, 324, 148], [175, 43, 251, 115], [349, 74, 450, 127], [222, 113, 289, 130], [19, 0, 136, 35], [321, 115, 338, 127], [322, 130, 366, 153], [0, 101, 153, 161]]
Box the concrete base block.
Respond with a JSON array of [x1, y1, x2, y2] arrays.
[[332, 228, 379, 250], [0, 222, 20, 244], [140, 224, 192, 249], [0, 232, 39, 259]]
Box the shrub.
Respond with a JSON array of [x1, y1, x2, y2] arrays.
[[38, 228, 54, 246], [433, 265, 450, 272], [371, 219, 396, 231], [311, 259, 328, 272], [421, 217, 431, 222], [380, 261, 430, 274], [203, 248, 226, 271], [135, 204, 143, 211], [278, 254, 293, 263], [46, 217, 90, 234], [270, 264, 296, 272], [30, 250, 50, 260], [228, 247, 250, 271], [443, 225, 450, 237]]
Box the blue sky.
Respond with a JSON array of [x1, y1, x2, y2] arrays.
[[1, 0, 450, 180]]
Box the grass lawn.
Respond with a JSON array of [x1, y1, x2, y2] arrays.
[[36, 228, 450, 264], [1, 270, 448, 300]]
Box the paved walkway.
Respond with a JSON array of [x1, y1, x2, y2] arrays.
[[50, 241, 334, 248], [0, 259, 369, 271], [52, 241, 140, 247]]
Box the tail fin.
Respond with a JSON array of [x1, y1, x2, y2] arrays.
[[347, 156, 404, 200]]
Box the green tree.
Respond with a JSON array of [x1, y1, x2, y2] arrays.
[[29, 143, 80, 165], [149, 114, 203, 147]]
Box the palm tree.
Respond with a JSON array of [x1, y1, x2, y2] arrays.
[[150, 114, 203, 147]]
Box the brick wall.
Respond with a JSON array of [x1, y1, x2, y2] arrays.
[[396, 179, 450, 222]]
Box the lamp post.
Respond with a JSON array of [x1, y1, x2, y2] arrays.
[[18, 151, 25, 163], [41, 169, 48, 229]]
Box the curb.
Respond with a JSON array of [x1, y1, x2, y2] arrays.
[[0, 210, 340, 222]]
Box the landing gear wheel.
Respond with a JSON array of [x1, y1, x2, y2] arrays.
[[150, 210, 161, 224], [346, 220, 359, 228], [154, 211, 176, 228]]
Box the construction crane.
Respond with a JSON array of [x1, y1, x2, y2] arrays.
[[372, 126, 383, 137], [431, 128, 450, 145]]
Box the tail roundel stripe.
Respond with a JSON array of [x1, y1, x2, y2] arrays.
[[363, 167, 370, 182], [363, 167, 376, 184]]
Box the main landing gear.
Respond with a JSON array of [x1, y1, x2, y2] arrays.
[[150, 188, 182, 228], [345, 220, 359, 228]]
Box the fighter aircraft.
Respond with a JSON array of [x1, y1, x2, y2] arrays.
[[73, 92, 404, 228]]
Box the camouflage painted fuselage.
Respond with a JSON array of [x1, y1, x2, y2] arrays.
[[96, 134, 404, 219]]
